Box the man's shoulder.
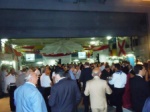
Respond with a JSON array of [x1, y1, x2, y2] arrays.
[[86, 79, 107, 88], [16, 83, 40, 96], [53, 79, 76, 89], [41, 73, 45, 77], [130, 76, 144, 84], [82, 67, 92, 71], [87, 78, 106, 83]]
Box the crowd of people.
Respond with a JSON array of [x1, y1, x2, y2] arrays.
[[0, 60, 150, 112]]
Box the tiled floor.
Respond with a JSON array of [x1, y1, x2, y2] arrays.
[[0, 97, 132, 112], [0, 97, 10, 112]]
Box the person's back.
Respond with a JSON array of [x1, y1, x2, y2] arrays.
[[84, 68, 112, 112], [79, 63, 93, 112], [86, 77, 112, 108], [49, 78, 81, 112], [130, 64, 150, 112], [80, 67, 93, 90], [14, 72, 47, 112], [15, 82, 47, 112], [130, 76, 150, 112]]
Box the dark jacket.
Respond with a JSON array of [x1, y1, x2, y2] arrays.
[[79, 67, 93, 90], [101, 69, 113, 80], [49, 78, 81, 112], [130, 76, 150, 112]]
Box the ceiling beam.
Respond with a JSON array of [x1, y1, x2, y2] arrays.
[[99, 0, 106, 4]]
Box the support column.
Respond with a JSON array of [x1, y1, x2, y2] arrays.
[[147, 12, 150, 59]]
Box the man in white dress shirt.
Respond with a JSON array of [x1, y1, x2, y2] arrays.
[[6, 68, 17, 112], [0, 66, 8, 94], [109, 63, 127, 112], [35, 67, 41, 76], [40, 67, 52, 112], [16, 68, 27, 87], [75, 65, 81, 91]]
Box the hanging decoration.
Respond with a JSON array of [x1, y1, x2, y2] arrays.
[[118, 39, 126, 56], [40, 40, 83, 54]]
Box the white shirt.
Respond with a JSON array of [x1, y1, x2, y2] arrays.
[[1, 70, 8, 93], [100, 65, 105, 71], [75, 70, 81, 79], [109, 71, 127, 88], [35, 69, 41, 76], [40, 73, 51, 87], [5, 74, 16, 93], [52, 72, 56, 78]]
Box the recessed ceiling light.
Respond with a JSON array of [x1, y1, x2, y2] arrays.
[[1, 38, 8, 43], [106, 36, 112, 40]]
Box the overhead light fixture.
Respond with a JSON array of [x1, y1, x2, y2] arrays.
[[106, 36, 112, 40], [37, 62, 43, 65], [74, 59, 79, 62], [12, 44, 17, 49], [1, 38, 8, 43], [1, 38, 8, 53], [91, 37, 95, 40], [90, 41, 96, 45]]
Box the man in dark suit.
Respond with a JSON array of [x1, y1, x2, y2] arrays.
[[79, 62, 93, 112], [48, 68, 81, 112], [130, 64, 150, 112], [101, 65, 113, 80], [128, 65, 135, 78]]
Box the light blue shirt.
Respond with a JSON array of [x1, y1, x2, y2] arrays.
[[14, 82, 47, 112], [69, 70, 76, 80]]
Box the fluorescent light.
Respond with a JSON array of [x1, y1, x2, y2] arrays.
[[106, 36, 112, 40], [1, 38, 8, 43], [127, 54, 134, 57], [90, 41, 96, 45], [1, 61, 10, 64], [37, 62, 43, 65], [91, 37, 95, 40], [74, 59, 79, 62]]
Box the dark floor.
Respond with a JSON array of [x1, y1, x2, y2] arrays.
[[0, 97, 132, 112]]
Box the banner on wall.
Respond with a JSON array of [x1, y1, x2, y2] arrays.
[[117, 37, 126, 56], [109, 38, 117, 56]]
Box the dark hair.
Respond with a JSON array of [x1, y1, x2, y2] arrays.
[[114, 63, 121, 70], [69, 65, 74, 69], [55, 68, 68, 77], [143, 62, 148, 71], [105, 65, 110, 69], [134, 64, 143, 74], [85, 62, 90, 66]]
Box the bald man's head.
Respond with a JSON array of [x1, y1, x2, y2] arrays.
[[92, 67, 101, 77]]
